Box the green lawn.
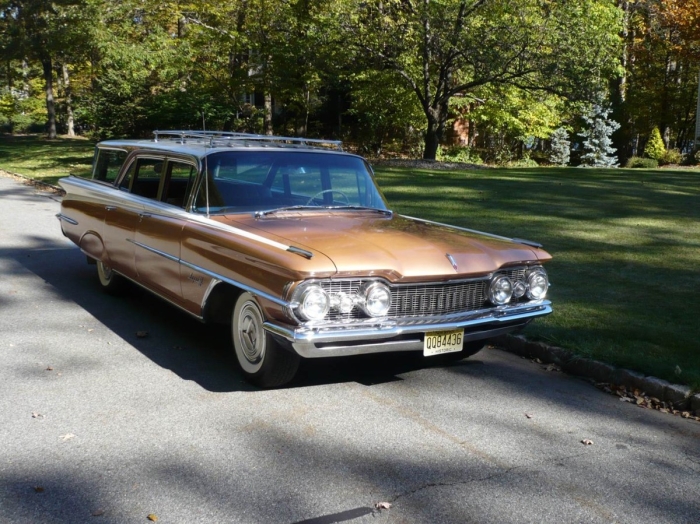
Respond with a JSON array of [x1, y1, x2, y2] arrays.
[[374, 164, 700, 390], [0, 135, 94, 185], [1, 135, 698, 389]]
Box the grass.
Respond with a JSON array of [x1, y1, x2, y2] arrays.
[[1, 134, 699, 389], [0, 134, 94, 185]]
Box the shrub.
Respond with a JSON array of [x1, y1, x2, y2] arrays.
[[437, 145, 483, 165], [661, 148, 682, 165], [644, 127, 666, 161], [625, 156, 658, 169]]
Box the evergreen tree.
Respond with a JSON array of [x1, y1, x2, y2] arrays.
[[578, 105, 620, 167], [549, 127, 571, 165], [644, 127, 666, 161]]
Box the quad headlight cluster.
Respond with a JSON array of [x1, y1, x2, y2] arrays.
[[488, 267, 549, 306], [293, 281, 392, 321]]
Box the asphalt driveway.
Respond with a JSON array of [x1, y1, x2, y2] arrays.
[[1, 175, 698, 523]]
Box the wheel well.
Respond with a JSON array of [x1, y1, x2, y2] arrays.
[[202, 283, 244, 324]]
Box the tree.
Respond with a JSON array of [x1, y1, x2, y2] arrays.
[[549, 127, 571, 166], [340, 0, 623, 159], [644, 126, 666, 161], [579, 104, 620, 167]]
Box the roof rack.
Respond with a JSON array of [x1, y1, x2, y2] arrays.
[[152, 130, 343, 151]]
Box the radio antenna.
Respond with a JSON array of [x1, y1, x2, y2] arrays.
[[202, 110, 210, 218]]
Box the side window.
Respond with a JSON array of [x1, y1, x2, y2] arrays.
[[162, 161, 196, 208], [92, 148, 127, 183], [120, 157, 164, 199]]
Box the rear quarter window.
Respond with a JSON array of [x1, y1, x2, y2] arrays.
[[92, 148, 128, 183]]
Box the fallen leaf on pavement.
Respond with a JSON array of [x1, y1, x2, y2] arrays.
[[525, 413, 533, 419], [581, 439, 594, 445], [147, 514, 159, 522], [46, 366, 53, 371]]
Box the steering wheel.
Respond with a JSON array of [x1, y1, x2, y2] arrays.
[[305, 189, 350, 206]]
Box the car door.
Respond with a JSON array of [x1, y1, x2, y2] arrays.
[[133, 157, 197, 304], [102, 156, 163, 280]]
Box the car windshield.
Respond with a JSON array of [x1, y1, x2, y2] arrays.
[[192, 151, 388, 214]]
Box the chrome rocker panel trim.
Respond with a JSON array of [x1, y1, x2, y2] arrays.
[[264, 301, 552, 358]]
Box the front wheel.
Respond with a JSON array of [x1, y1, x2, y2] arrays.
[[96, 260, 126, 295], [232, 292, 300, 388]]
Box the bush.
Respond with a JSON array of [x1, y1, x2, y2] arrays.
[[505, 157, 539, 168], [661, 148, 682, 165], [644, 127, 666, 161], [437, 145, 483, 165], [625, 156, 658, 169]]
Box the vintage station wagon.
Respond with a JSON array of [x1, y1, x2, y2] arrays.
[[58, 131, 552, 387]]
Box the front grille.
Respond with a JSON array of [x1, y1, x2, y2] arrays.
[[319, 267, 531, 321]]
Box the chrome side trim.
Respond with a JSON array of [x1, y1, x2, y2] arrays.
[[56, 213, 78, 225], [59, 176, 301, 256], [179, 259, 289, 307], [127, 237, 290, 308], [263, 301, 552, 355]]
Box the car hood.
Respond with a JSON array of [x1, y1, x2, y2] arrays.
[[221, 211, 551, 281]]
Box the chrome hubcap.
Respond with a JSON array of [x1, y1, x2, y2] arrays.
[[238, 303, 263, 364]]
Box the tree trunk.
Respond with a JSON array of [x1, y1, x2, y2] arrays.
[[424, 126, 440, 160], [264, 91, 273, 135], [422, 104, 447, 160], [42, 57, 57, 139], [62, 63, 75, 137]]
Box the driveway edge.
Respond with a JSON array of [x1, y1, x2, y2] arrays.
[[0, 169, 65, 194], [494, 334, 700, 416]]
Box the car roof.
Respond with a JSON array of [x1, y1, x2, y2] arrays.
[[98, 131, 349, 159]]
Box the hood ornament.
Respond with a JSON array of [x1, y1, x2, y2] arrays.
[[446, 253, 459, 272]]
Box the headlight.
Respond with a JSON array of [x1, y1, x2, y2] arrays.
[[526, 268, 549, 300], [489, 275, 513, 305], [297, 285, 329, 321], [360, 282, 391, 317]]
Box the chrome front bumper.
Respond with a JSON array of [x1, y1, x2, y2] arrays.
[[263, 301, 552, 358]]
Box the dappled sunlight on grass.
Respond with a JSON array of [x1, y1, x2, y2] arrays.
[[375, 165, 700, 388]]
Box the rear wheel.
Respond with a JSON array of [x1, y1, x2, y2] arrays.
[[96, 260, 126, 294], [232, 292, 300, 388]]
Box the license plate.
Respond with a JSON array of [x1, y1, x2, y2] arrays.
[[423, 329, 464, 357]]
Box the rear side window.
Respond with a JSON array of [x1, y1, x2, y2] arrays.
[[92, 148, 127, 183]]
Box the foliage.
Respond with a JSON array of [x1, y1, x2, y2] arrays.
[[625, 156, 658, 169], [578, 104, 620, 168], [549, 127, 571, 166], [644, 127, 666, 161], [340, 0, 623, 159], [661, 148, 682, 166], [437, 146, 483, 165]]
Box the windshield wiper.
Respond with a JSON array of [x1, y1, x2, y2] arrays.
[[255, 205, 393, 218], [254, 205, 320, 218], [326, 206, 393, 216]]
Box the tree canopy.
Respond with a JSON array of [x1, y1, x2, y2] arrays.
[[0, 0, 697, 163]]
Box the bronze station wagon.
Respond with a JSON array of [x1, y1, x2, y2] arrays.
[[58, 131, 552, 387]]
